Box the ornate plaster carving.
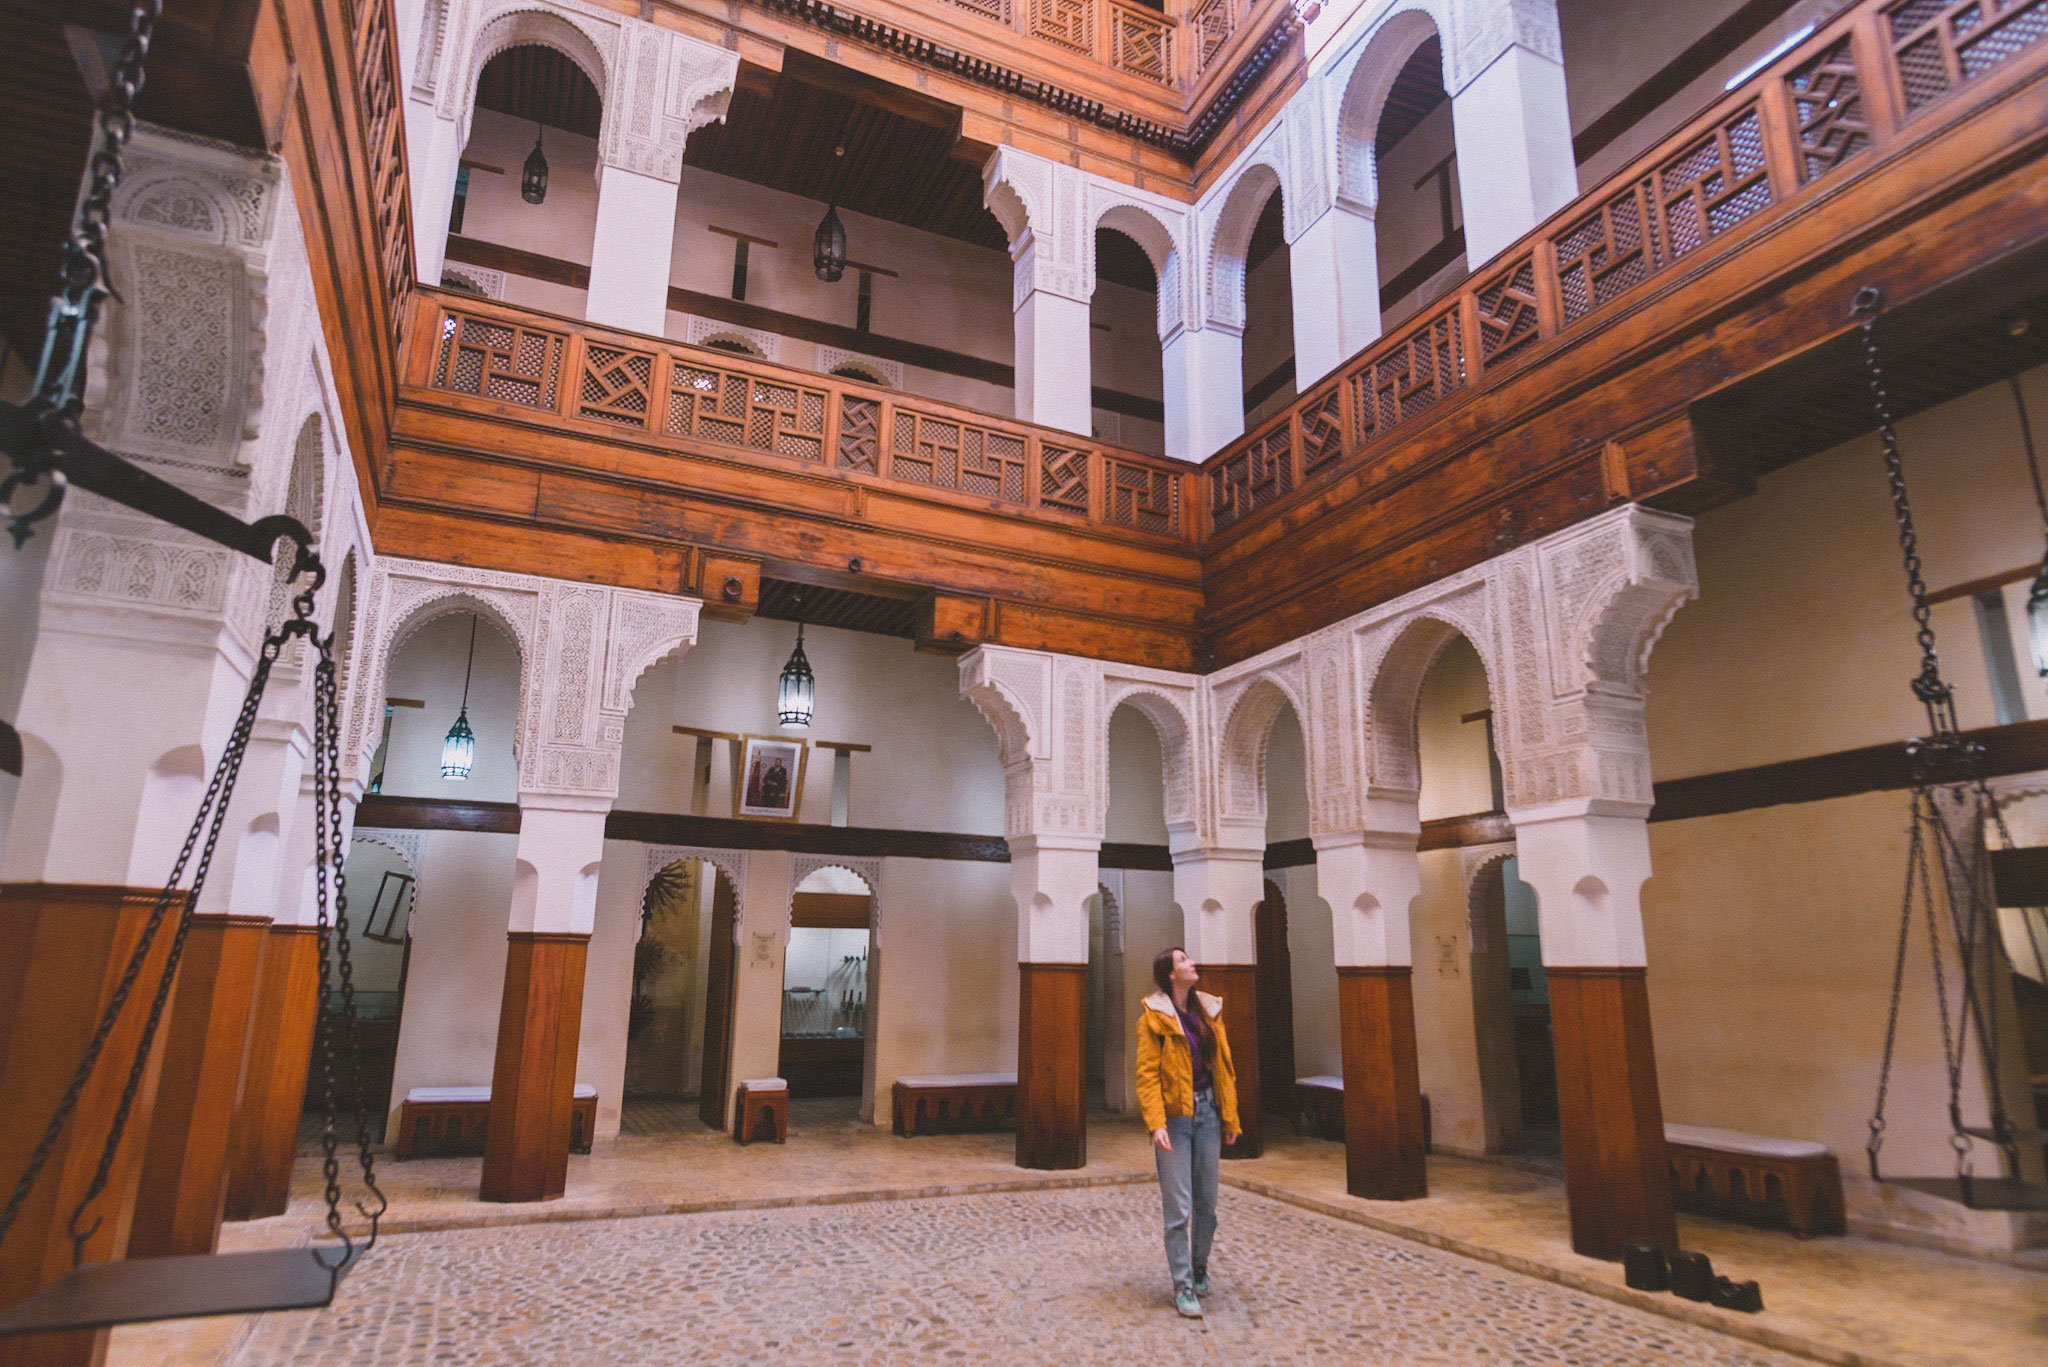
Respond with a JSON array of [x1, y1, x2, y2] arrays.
[[816, 348, 901, 388], [791, 854, 883, 939], [683, 315, 780, 360]]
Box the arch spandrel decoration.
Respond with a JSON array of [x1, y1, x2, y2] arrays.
[[791, 855, 883, 939], [1103, 680, 1202, 837], [1203, 160, 1284, 335], [641, 845, 749, 943]]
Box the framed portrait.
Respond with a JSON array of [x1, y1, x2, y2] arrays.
[[734, 734, 808, 821]]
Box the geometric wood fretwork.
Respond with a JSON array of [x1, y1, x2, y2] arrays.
[[1030, 0, 1093, 53], [1189, 0, 1235, 75], [1041, 444, 1093, 516], [1111, 6, 1174, 85], [1298, 387, 1346, 479], [1552, 177, 1664, 327], [1104, 457, 1177, 535], [1210, 422, 1294, 531], [1473, 256, 1543, 367], [1656, 104, 1773, 261], [577, 344, 655, 427], [433, 312, 566, 411], [837, 395, 882, 474], [893, 411, 1029, 504], [1354, 306, 1466, 448], [666, 362, 828, 462], [1785, 37, 1872, 182], [1887, 0, 2048, 114]]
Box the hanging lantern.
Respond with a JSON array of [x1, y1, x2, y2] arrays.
[[813, 205, 846, 283], [441, 616, 480, 780], [778, 612, 815, 729], [2028, 564, 2048, 678], [521, 123, 549, 205]]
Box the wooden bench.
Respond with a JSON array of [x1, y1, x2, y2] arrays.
[[734, 1078, 788, 1145], [393, 1084, 598, 1159], [1292, 1076, 1431, 1150], [892, 1073, 1017, 1137], [1665, 1123, 1844, 1236]]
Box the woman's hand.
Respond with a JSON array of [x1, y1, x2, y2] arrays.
[[1223, 1127, 1241, 1146], [1152, 1127, 1172, 1152]]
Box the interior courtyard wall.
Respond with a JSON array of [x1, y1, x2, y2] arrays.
[[376, 610, 525, 802], [1240, 244, 1298, 431], [1372, 97, 1463, 325], [1640, 365, 2048, 1231], [384, 829, 519, 1135]]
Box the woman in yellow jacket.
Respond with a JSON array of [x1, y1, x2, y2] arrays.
[[1134, 946, 1241, 1319]]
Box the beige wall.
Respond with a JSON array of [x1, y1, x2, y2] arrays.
[[1640, 364, 2048, 1237]]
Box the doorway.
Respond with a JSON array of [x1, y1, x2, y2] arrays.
[[779, 867, 874, 1100], [1254, 878, 1297, 1117], [315, 837, 415, 1143], [1469, 854, 1559, 1155]]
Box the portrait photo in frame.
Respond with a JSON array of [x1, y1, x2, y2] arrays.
[[734, 733, 808, 821]]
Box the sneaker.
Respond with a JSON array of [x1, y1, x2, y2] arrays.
[[1174, 1288, 1203, 1319], [1192, 1268, 1209, 1297]]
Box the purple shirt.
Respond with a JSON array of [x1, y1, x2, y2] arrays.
[[1176, 999, 1214, 1094]]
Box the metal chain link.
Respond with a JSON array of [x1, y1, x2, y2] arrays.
[[3, 1, 164, 547]]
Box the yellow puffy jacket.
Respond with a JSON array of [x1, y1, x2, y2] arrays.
[[1134, 990, 1241, 1137]]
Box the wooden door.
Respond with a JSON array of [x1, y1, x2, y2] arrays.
[[1254, 880, 1297, 1117], [697, 872, 740, 1131]]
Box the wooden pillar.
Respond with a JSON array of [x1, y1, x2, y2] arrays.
[[128, 914, 270, 1257], [1336, 966, 1428, 1200], [1195, 964, 1261, 1158], [481, 931, 589, 1203], [1016, 962, 1087, 1170], [0, 885, 179, 1367], [223, 923, 322, 1221], [1546, 966, 1676, 1258]]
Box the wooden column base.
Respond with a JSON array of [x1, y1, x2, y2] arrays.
[[1016, 962, 1086, 1171], [1336, 966, 1428, 1201], [0, 885, 180, 1367], [1547, 966, 1678, 1259], [129, 914, 270, 1258], [1195, 964, 1261, 1159], [224, 924, 322, 1222], [481, 932, 589, 1203]]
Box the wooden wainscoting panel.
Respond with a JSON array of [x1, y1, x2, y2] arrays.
[[1546, 966, 1678, 1259], [130, 914, 271, 1258], [1016, 962, 1088, 1170], [224, 924, 323, 1222], [1195, 963, 1261, 1159], [1336, 966, 1428, 1201], [0, 884, 179, 1367], [481, 932, 590, 1203]]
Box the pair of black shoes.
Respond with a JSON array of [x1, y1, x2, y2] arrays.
[[1622, 1242, 1763, 1313]]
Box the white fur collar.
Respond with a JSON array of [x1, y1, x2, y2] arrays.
[[1143, 990, 1222, 1016]]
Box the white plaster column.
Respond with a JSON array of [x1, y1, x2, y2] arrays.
[[1013, 251, 1095, 437], [1312, 804, 1420, 971], [1170, 842, 1264, 965], [1011, 835, 1103, 966], [1161, 324, 1247, 461], [411, 112, 464, 288], [585, 163, 680, 336], [1288, 205, 1382, 387], [509, 798, 610, 936], [1449, 7, 1577, 268], [1504, 801, 1651, 970]]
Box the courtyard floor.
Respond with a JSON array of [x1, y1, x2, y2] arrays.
[[106, 1104, 2045, 1366]]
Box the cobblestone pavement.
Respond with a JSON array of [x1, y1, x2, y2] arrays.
[[228, 1184, 1804, 1365]]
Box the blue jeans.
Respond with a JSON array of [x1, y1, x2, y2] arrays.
[[1154, 1087, 1221, 1293]]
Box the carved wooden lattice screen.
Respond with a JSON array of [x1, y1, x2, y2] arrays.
[[1656, 104, 1773, 260], [1189, 0, 1234, 74], [893, 412, 1029, 502], [1106, 458, 1178, 534], [666, 361, 828, 461], [837, 395, 882, 474], [1297, 388, 1345, 479], [578, 344, 655, 426], [1785, 37, 1872, 181], [354, 1, 413, 345], [1112, 7, 1174, 84], [1210, 423, 1293, 530], [1031, 0, 1094, 51], [1353, 306, 1466, 446], [1041, 444, 1093, 515], [433, 314, 565, 410], [1473, 256, 1542, 366], [1887, 0, 2048, 114]]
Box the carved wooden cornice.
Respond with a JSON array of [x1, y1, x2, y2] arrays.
[[749, 0, 1300, 160]]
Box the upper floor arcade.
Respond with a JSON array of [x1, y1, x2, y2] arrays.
[[5, 0, 2046, 675]]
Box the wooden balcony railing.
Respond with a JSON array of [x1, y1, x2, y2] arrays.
[[352, 0, 415, 349], [407, 291, 1195, 541], [896, 0, 1284, 92], [1201, 0, 2048, 535]]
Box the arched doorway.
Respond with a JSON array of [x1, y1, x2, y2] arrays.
[[779, 864, 876, 1108], [1254, 878, 1297, 1118], [1468, 854, 1558, 1154], [620, 856, 743, 1133], [1092, 224, 1168, 455]]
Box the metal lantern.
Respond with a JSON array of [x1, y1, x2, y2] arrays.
[[2029, 565, 2048, 677], [778, 623, 815, 729], [441, 616, 480, 779], [521, 124, 549, 205], [812, 204, 846, 283]]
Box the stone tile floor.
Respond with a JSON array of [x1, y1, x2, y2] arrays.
[[106, 1109, 2045, 1367]]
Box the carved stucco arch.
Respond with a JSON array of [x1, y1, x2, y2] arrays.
[[1360, 609, 1503, 797], [791, 855, 882, 934], [961, 675, 1036, 769], [1217, 674, 1305, 829], [1330, 4, 1449, 213], [450, 2, 613, 148], [1205, 158, 1284, 334], [1105, 686, 1198, 832], [642, 844, 749, 932], [1093, 199, 1186, 340]]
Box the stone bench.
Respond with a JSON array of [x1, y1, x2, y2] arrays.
[[393, 1084, 598, 1160], [1292, 1076, 1431, 1150], [1665, 1122, 1844, 1236], [892, 1073, 1017, 1137]]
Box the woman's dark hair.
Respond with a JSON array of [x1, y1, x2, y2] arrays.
[[1151, 946, 1213, 1060]]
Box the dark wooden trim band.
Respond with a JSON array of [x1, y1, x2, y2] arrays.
[[1422, 811, 1514, 851], [1649, 718, 2048, 823], [355, 795, 521, 833], [1334, 963, 1413, 978], [1925, 563, 2032, 607], [505, 930, 591, 945], [1379, 228, 1466, 312], [1245, 357, 1295, 415], [1101, 840, 1174, 871], [1571, 0, 1807, 167], [441, 237, 1166, 422]]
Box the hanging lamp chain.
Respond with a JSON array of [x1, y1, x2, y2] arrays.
[[2, 1, 163, 547]]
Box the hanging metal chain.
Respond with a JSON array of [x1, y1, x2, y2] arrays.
[[2, 1, 164, 548]]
